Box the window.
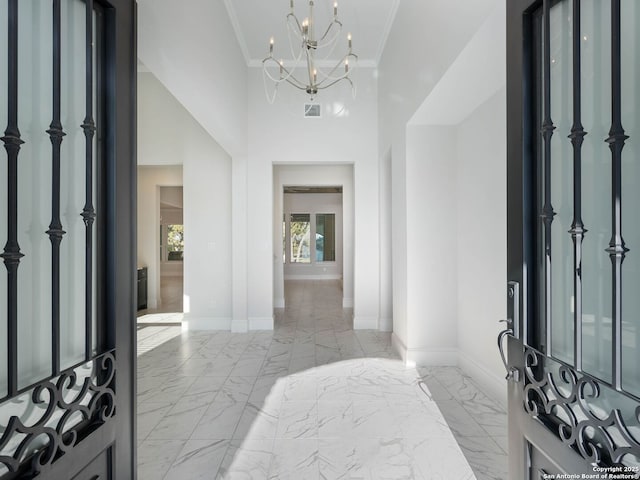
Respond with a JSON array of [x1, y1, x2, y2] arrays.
[[160, 221, 184, 261], [167, 225, 184, 260], [316, 214, 336, 262], [285, 213, 336, 264], [290, 214, 311, 263]]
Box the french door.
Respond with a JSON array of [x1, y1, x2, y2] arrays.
[[505, 0, 640, 477], [0, 0, 136, 478]]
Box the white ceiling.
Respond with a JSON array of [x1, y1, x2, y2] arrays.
[[223, 0, 399, 67]]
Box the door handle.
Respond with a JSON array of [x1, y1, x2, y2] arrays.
[[498, 319, 520, 382]]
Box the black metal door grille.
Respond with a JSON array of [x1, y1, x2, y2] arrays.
[[0, 1, 116, 477], [522, 0, 640, 468]]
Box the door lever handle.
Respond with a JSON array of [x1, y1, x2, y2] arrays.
[[497, 321, 520, 382]]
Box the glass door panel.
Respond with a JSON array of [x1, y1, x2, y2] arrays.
[[620, 0, 640, 398], [16, 0, 54, 389], [580, 0, 612, 383], [549, 0, 574, 364]]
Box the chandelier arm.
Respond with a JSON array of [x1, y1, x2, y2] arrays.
[[262, 58, 287, 83], [286, 13, 303, 40], [315, 29, 342, 62], [286, 20, 306, 62], [280, 65, 308, 89], [283, 77, 309, 91], [262, 68, 279, 104], [315, 53, 357, 86], [263, 63, 307, 90], [317, 20, 342, 46], [262, 43, 306, 85], [322, 32, 348, 65], [316, 71, 347, 89], [262, 62, 307, 104], [317, 76, 354, 95]]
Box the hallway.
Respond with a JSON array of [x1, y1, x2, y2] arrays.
[[136, 281, 507, 479], [137, 275, 184, 318]]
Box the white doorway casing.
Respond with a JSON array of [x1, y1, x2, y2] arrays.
[[273, 165, 354, 310]]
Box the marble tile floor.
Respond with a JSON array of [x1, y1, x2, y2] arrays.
[[137, 280, 507, 479]]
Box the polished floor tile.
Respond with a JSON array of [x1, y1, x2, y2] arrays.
[[137, 274, 183, 317], [137, 280, 507, 479]]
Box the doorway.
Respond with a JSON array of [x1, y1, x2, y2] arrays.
[[157, 186, 184, 313], [272, 164, 354, 311]]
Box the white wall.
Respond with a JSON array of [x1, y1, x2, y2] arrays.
[[381, 1, 507, 404], [379, 0, 500, 352], [283, 193, 343, 280], [456, 88, 507, 404], [401, 126, 458, 365], [183, 144, 232, 330], [377, 0, 500, 154], [137, 72, 232, 327], [379, 148, 393, 332], [137, 0, 248, 157], [249, 66, 380, 329], [138, 166, 183, 309]]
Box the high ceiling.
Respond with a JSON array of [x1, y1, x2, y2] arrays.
[[223, 0, 400, 67]]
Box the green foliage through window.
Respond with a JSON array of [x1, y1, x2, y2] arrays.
[[167, 225, 184, 261]]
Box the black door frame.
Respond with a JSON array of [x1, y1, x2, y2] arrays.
[[0, 0, 136, 478]]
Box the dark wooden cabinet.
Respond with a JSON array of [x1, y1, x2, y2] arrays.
[[137, 267, 148, 311]]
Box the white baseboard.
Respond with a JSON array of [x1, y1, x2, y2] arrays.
[[392, 333, 408, 363], [391, 335, 507, 407], [409, 348, 458, 366], [343, 297, 354, 308], [249, 316, 274, 330], [183, 316, 231, 330], [379, 317, 392, 332], [283, 274, 342, 280], [353, 316, 378, 330], [274, 297, 285, 308], [231, 319, 248, 333], [391, 333, 457, 366], [458, 351, 507, 408]]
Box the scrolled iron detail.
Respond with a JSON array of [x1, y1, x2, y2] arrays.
[[523, 346, 640, 467], [0, 351, 116, 477]]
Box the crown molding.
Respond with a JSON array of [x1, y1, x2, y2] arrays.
[[375, 0, 400, 64], [222, 0, 251, 66]]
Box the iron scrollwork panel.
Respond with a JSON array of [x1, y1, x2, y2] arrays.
[[523, 346, 640, 468], [0, 351, 116, 479]]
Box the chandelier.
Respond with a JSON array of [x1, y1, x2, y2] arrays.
[[262, 0, 358, 103]]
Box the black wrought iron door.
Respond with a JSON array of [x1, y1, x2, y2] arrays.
[[504, 0, 640, 478], [0, 0, 136, 478]]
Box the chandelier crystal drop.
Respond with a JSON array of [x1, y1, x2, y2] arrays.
[[262, 0, 358, 103]]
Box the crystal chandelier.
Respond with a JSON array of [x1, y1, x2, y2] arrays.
[[262, 0, 358, 103]]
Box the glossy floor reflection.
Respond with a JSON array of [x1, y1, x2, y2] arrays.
[[137, 280, 507, 479]]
